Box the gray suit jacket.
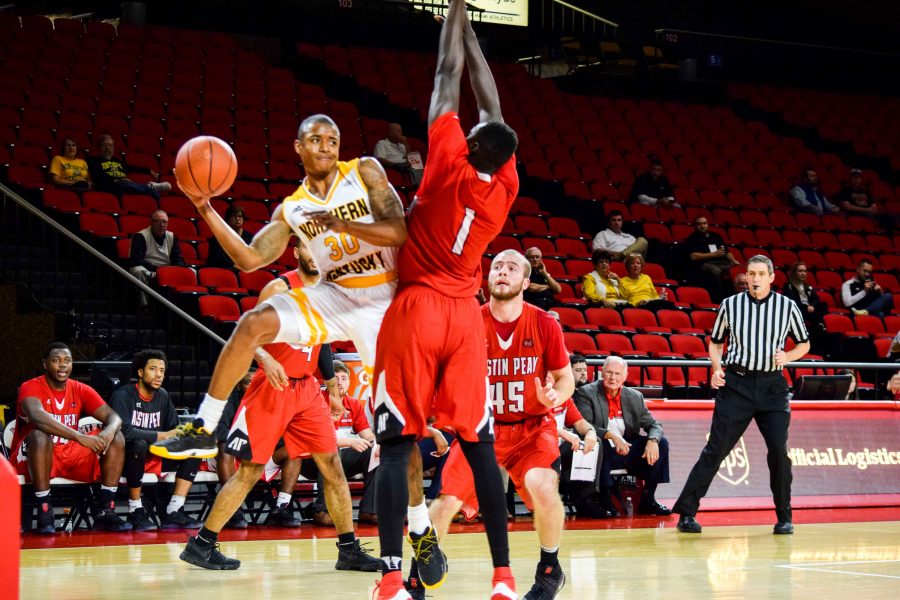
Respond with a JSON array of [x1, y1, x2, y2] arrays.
[[573, 382, 664, 487]]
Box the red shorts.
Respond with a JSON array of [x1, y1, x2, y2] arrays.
[[224, 370, 337, 464], [15, 434, 102, 483], [373, 285, 493, 442], [440, 415, 560, 513]]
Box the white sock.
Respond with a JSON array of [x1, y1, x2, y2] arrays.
[[197, 394, 227, 431], [100, 485, 118, 494], [167, 494, 186, 515], [407, 501, 431, 536], [35, 489, 50, 499], [541, 544, 559, 554], [277, 492, 292, 508], [128, 498, 143, 513]]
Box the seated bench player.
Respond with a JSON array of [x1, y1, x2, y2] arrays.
[[12, 342, 131, 533], [110, 349, 202, 531]]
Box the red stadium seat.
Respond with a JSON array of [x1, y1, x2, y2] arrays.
[[675, 287, 718, 310], [198, 267, 249, 296], [657, 310, 705, 336], [156, 266, 207, 294], [691, 310, 718, 333], [199, 295, 241, 323], [563, 332, 598, 355], [78, 213, 120, 237], [238, 270, 276, 295]]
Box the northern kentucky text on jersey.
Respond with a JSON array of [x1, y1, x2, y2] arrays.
[[487, 356, 540, 377], [293, 198, 371, 241], [324, 250, 387, 283]]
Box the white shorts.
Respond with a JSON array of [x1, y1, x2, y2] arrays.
[[262, 280, 396, 370]]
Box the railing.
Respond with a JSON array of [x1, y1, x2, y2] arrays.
[[581, 358, 899, 400], [543, 0, 618, 38], [0, 182, 225, 409], [654, 28, 900, 58]]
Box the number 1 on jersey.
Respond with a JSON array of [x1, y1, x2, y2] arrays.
[[451, 208, 476, 255]]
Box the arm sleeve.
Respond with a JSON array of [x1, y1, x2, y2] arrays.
[[206, 237, 230, 268], [318, 344, 335, 380], [790, 186, 813, 210], [710, 300, 730, 344], [349, 400, 370, 433], [563, 398, 584, 428], [161, 391, 180, 430], [660, 177, 674, 197], [48, 156, 63, 178], [573, 388, 596, 430], [787, 300, 810, 344], [169, 236, 185, 267], [373, 140, 388, 160], [841, 280, 867, 307], [582, 274, 601, 303], [538, 313, 570, 371], [638, 399, 663, 440], [129, 233, 147, 269]]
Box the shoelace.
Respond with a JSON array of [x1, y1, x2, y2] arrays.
[[357, 540, 376, 555], [175, 422, 210, 437], [410, 531, 438, 564]]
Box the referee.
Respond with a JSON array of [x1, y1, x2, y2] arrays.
[[673, 255, 809, 535]]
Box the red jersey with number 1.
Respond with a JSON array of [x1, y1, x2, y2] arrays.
[[260, 270, 321, 378], [398, 112, 518, 297], [484, 302, 569, 422]]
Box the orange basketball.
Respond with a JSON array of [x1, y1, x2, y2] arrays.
[[174, 136, 238, 198]]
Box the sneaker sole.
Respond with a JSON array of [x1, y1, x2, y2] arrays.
[[150, 445, 217, 459], [179, 550, 241, 570]]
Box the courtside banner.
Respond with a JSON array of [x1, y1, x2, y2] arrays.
[[650, 402, 900, 508]]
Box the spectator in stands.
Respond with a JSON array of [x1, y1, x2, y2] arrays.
[[888, 372, 900, 399], [790, 168, 838, 216], [523, 246, 562, 310], [207, 204, 253, 270], [49, 138, 91, 190], [842, 259, 893, 317], [111, 349, 202, 531], [303, 360, 378, 526], [373, 122, 423, 185], [783, 262, 827, 333], [571, 353, 589, 388], [836, 168, 895, 230], [733, 272, 749, 293], [214, 368, 254, 529], [619, 253, 673, 310], [629, 159, 678, 207], [11, 342, 131, 534], [582, 249, 623, 307], [572, 356, 671, 517], [86, 134, 172, 200], [591, 211, 649, 261], [889, 329, 900, 359], [128, 209, 185, 308], [683, 215, 740, 302]]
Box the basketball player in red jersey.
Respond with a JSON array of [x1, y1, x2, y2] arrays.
[[179, 245, 379, 572], [429, 250, 580, 600], [371, 3, 520, 599], [12, 342, 131, 533]]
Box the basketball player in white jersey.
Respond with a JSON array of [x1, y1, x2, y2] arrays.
[[152, 114, 407, 459]]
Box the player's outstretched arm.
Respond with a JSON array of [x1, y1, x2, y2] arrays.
[[462, 11, 502, 124], [304, 158, 407, 247], [428, 0, 466, 127], [203, 203, 292, 272]]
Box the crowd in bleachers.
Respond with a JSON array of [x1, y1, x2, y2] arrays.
[[3, 12, 900, 532]]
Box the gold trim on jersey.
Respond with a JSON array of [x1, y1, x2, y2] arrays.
[[335, 271, 398, 289], [287, 288, 329, 344], [286, 159, 361, 207]]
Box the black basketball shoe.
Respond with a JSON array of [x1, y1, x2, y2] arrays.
[[335, 539, 381, 572], [128, 507, 157, 532], [407, 527, 448, 589], [524, 562, 566, 600], [150, 419, 217, 459], [180, 536, 241, 570]]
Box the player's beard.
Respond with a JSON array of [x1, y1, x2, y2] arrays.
[[299, 260, 319, 277], [490, 280, 524, 301]]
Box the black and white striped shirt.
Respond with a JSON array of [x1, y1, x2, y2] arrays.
[[711, 291, 809, 372]]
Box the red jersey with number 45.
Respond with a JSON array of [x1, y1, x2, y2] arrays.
[[484, 303, 569, 422], [398, 112, 518, 297], [260, 270, 321, 378]]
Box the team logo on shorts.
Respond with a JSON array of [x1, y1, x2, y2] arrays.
[[225, 407, 253, 460]]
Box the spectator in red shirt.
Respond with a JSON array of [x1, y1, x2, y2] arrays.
[[12, 342, 131, 533], [302, 360, 378, 526]]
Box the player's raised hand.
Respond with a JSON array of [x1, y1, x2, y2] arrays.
[[173, 173, 211, 209], [535, 373, 563, 408]]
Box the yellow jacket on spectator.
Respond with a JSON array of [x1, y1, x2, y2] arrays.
[[582, 271, 622, 304], [619, 274, 659, 305]]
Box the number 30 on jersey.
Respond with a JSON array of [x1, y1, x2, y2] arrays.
[[490, 380, 524, 415]]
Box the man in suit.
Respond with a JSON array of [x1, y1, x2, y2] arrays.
[[573, 356, 671, 516]]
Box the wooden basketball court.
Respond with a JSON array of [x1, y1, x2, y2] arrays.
[[20, 513, 900, 599]]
